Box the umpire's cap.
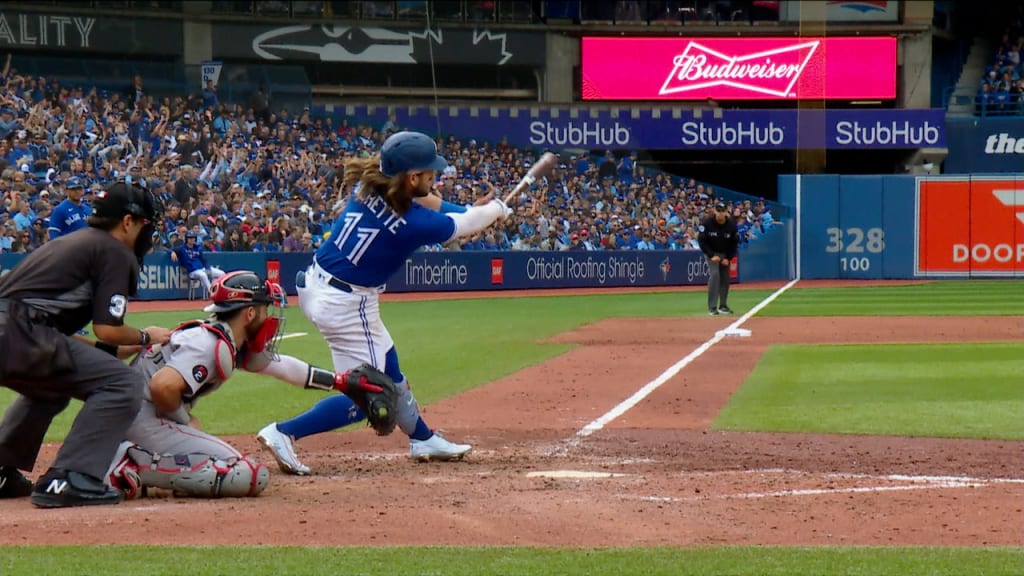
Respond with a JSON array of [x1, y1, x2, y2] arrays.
[[91, 182, 156, 221], [204, 270, 280, 313], [379, 131, 447, 177]]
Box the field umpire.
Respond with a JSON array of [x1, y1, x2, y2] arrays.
[[0, 182, 171, 508], [698, 201, 739, 316]]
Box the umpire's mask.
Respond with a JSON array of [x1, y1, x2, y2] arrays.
[[94, 182, 161, 267]]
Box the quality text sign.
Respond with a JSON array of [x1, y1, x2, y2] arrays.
[[915, 176, 1024, 277], [581, 36, 897, 101], [0, 9, 183, 55]]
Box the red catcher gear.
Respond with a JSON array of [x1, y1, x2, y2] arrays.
[[204, 270, 287, 360]]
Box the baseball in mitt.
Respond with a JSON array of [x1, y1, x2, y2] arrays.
[[336, 363, 399, 436]]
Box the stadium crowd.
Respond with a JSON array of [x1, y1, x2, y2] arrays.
[[0, 60, 779, 258], [976, 14, 1024, 116]]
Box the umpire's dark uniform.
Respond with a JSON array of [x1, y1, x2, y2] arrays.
[[698, 202, 739, 315], [0, 183, 157, 508]]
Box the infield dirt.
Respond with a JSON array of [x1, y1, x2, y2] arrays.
[[1, 281, 1020, 548]]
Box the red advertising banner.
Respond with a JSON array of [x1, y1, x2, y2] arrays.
[[581, 36, 897, 101], [915, 177, 1024, 277]]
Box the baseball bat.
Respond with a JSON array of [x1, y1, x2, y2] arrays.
[[502, 152, 559, 205]]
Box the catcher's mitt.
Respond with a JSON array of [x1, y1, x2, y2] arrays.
[[343, 363, 399, 436]]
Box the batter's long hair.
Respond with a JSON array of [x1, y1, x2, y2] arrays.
[[342, 154, 414, 215]]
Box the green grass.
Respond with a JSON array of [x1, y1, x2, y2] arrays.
[[713, 342, 1024, 439], [0, 290, 774, 441], [763, 280, 1024, 316], [1, 545, 1021, 576]]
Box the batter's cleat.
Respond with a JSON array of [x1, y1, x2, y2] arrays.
[[106, 442, 142, 500], [708, 308, 720, 316], [30, 468, 123, 508], [718, 306, 734, 315], [0, 465, 33, 499], [257, 422, 311, 476], [409, 433, 472, 462]]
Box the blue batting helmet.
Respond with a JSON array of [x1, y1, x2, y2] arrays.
[[185, 231, 198, 240], [379, 131, 447, 177]]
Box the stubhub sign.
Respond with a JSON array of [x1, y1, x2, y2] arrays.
[[323, 105, 946, 150], [945, 118, 1024, 173]]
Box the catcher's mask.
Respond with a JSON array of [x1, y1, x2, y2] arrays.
[[205, 270, 287, 359]]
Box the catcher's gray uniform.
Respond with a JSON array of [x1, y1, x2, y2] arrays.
[[108, 322, 269, 498], [128, 323, 241, 458]]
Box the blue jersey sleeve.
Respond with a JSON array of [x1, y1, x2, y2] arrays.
[[439, 200, 468, 214], [407, 205, 457, 246], [47, 204, 65, 240]]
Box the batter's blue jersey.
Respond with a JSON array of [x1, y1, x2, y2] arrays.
[[316, 195, 456, 287], [48, 200, 91, 239]]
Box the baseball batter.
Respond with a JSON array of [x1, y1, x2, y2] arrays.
[[258, 130, 515, 473], [106, 271, 396, 498]]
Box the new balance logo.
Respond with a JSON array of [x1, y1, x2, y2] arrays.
[[992, 190, 1024, 226], [45, 479, 69, 495]]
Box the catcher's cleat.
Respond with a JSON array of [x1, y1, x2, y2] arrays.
[[257, 422, 311, 475], [409, 432, 472, 462], [0, 465, 33, 499]]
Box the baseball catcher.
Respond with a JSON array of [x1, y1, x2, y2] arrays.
[[105, 271, 398, 499]]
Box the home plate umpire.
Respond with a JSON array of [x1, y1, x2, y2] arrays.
[[0, 182, 172, 508]]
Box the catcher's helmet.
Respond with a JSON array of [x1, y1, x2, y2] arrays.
[[379, 131, 447, 177], [204, 270, 284, 313]]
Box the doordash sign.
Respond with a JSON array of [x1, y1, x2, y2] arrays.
[[915, 177, 1024, 278], [581, 36, 897, 101]]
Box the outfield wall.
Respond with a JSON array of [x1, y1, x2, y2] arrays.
[[0, 237, 793, 300], [780, 174, 1024, 279]]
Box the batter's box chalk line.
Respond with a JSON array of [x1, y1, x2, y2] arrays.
[[621, 468, 1024, 503]]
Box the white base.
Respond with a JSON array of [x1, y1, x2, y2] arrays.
[[717, 328, 752, 338]]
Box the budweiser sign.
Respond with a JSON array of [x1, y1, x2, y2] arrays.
[[581, 37, 897, 101], [659, 41, 819, 98]]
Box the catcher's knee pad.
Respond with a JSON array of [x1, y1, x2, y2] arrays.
[[169, 456, 270, 498]]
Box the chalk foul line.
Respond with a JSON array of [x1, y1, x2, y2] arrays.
[[544, 278, 800, 456], [280, 332, 309, 340]]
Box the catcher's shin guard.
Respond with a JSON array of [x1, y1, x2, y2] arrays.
[[169, 456, 269, 498], [134, 451, 270, 498]]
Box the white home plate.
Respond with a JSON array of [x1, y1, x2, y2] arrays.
[[526, 470, 632, 479]]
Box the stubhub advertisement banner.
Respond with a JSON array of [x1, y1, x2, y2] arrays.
[[324, 105, 946, 150], [944, 118, 1024, 173]]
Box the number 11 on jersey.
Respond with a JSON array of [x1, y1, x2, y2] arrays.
[[333, 213, 381, 266]]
